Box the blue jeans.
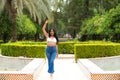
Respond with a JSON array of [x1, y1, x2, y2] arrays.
[[46, 46, 57, 73]]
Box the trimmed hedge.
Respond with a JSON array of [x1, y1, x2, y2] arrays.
[[0, 40, 3, 43], [17, 41, 75, 54], [13, 41, 46, 45], [1, 41, 120, 61], [74, 44, 120, 62], [0, 40, 3, 49], [58, 42, 74, 54], [76, 40, 114, 44], [1, 44, 46, 58], [1, 41, 75, 58]]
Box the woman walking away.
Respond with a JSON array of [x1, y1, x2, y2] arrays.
[[42, 19, 59, 78]]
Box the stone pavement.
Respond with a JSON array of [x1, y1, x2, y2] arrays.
[[35, 54, 88, 80]]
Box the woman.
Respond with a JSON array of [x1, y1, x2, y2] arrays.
[[42, 20, 59, 78]]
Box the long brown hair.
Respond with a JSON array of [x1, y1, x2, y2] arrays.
[[48, 28, 59, 44]]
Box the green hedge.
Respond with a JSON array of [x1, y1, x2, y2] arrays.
[[12, 41, 46, 45], [0, 40, 3, 48], [1, 41, 120, 60], [58, 42, 74, 54], [1, 44, 46, 58], [0, 40, 3, 43], [17, 41, 75, 54], [1, 41, 75, 58], [74, 44, 120, 62]]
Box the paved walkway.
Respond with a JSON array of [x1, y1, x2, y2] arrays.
[[35, 55, 88, 80]]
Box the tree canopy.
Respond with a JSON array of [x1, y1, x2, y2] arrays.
[[0, 0, 120, 42], [0, 0, 52, 41], [80, 4, 120, 41]]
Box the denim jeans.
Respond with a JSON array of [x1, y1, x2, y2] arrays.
[[46, 46, 57, 73]]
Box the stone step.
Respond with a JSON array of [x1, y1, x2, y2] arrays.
[[58, 54, 74, 59]]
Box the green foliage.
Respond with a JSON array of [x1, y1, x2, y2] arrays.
[[1, 43, 46, 58], [113, 22, 120, 33], [100, 4, 120, 36], [76, 40, 113, 44], [64, 0, 85, 38], [0, 12, 39, 41], [0, 40, 4, 43], [0, 0, 52, 42], [17, 15, 37, 37], [74, 43, 120, 62], [58, 42, 74, 54], [0, 40, 3, 50], [62, 0, 120, 38], [80, 4, 120, 41], [1, 40, 120, 61], [0, 11, 12, 39], [0, 0, 52, 24], [80, 15, 103, 35], [1, 41, 76, 56], [14, 41, 46, 45]]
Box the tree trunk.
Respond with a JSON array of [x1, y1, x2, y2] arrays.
[[3, 32, 8, 43], [8, 0, 17, 42], [98, 0, 104, 14], [6, 0, 17, 42], [84, 0, 89, 18], [34, 32, 39, 41], [11, 9, 17, 42]]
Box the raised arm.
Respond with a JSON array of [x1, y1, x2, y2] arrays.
[[42, 20, 49, 38]]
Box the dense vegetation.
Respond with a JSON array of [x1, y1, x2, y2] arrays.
[[0, 13, 40, 42], [1, 41, 120, 60], [0, 0, 51, 42], [80, 4, 120, 42], [0, 0, 120, 59], [74, 41, 120, 62], [1, 41, 46, 58], [0, 0, 120, 42]]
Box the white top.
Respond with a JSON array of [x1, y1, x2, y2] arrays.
[[47, 37, 57, 43]]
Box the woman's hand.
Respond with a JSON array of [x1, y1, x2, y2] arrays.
[[56, 53, 58, 58], [45, 19, 48, 24]]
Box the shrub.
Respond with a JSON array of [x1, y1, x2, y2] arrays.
[[14, 41, 46, 45], [17, 15, 37, 38], [80, 4, 120, 41], [58, 42, 74, 54], [1, 43, 46, 58], [1, 41, 75, 57], [16, 41, 75, 54], [2, 41, 120, 61], [74, 43, 120, 62], [0, 40, 4, 43]]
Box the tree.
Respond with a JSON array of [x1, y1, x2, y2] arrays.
[[64, 0, 85, 38], [0, 0, 52, 42], [17, 15, 37, 40], [80, 4, 120, 41], [50, 0, 67, 37], [49, 0, 120, 39], [0, 10, 12, 42]]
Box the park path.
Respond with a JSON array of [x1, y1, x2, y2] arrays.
[[35, 54, 88, 80]]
